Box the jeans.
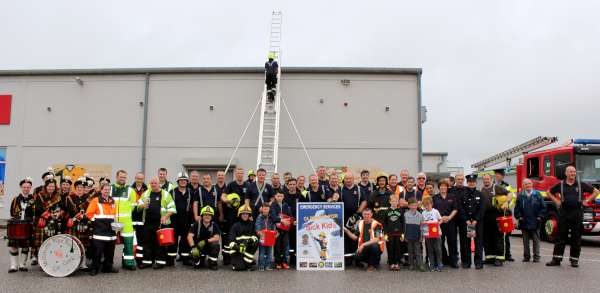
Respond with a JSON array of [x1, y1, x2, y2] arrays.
[[522, 229, 540, 260], [425, 238, 443, 269], [259, 246, 273, 269], [407, 240, 423, 268]]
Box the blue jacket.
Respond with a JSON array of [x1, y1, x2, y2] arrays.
[[514, 190, 546, 231], [255, 213, 277, 232]]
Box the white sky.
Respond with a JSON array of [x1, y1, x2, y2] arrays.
[[2, 0, 599, 171]]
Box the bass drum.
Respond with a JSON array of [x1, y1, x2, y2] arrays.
[[38, 234, 85, 277]]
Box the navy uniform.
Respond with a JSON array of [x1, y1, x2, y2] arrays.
[[358, 181, 375, 197], [283, 188, 301, 265], [170, 176, 192, 265], [433, 192, 458, 267], [221, 180, 248, 265], [547, 179, 595, 267], [247, 181, 275, 218], [458, 175, 484, 269], [450, 185, 469, 267], [189, 206, 221, 270], [332, 184, 367, 266], [306, 185, 327, 203]]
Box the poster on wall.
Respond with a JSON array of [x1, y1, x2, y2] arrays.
[[296, 202, 344, 271], [52, 164, 112, 187], [0, 148, 6, 208]]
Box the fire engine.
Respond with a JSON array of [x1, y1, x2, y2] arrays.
[[472, 137, 600, 242]]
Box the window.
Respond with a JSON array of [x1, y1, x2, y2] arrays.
[[554, 153, 571, 180], [527, 157, 540, 179], [543, 156, 552, 176]]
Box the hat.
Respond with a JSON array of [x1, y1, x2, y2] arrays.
[[74, 177, 86, 188], [237, 204, 253, 217], [248, 169, 256, 177], [41, 167, 54, 180], [376, 172, 389, 184], [85, 176, 96, 187], [19, 177, 33, 186], [50, 204, 62, 213], [465, 174, 478, 182], [493, 168, 506, 176], [200, 205, 215, 216], [177, 172, 189, 182], [61, 176, 73, 185], [44, 178, 57, 186], [99, 177, 110, 184]]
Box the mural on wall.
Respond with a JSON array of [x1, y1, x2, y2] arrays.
[[52, 164, 112, 188]]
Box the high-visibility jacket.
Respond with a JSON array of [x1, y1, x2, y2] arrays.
[[358, 219, 384, 252], [137, 189, 177, 225], [86, 196, 116, 241], [112, 183, 136, 237], [161, 181, 175, 193]]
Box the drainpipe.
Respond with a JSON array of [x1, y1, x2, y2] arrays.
[[141, 73, 150, 173], [417, 71, 423, 172]]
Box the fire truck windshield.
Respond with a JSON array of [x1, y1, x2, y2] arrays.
[[576, 154, 600, 182]]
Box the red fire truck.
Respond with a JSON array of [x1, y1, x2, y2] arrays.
[[472, 137, 600, 242], [515, 138, 600, 241]]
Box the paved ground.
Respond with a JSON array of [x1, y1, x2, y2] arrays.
[[2, 230, 600, 293]]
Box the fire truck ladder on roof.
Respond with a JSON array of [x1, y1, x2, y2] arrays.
[[471, 136, 558, 171], [256, 11, 283, 176]]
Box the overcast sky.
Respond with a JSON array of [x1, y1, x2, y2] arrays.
[[2, 0, 599, 171]]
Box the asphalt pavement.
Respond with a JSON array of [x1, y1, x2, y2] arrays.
[[2, 232, 600, 293]]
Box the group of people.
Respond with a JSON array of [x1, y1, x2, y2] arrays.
[[6, 164, 598, 275]]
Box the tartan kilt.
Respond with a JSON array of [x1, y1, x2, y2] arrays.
[[7, 237, 33, 248], [70, 222, 91, 248]]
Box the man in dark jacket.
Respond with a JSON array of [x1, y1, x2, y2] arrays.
[[265, 52, 279, 103], [514, 178, 546, 262], [459, 174, 484, 269]]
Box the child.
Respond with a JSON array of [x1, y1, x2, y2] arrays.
[[255, 202, 277, 271], [384, 195, 405, 270], [404, 198, 425, 271], [270, 192, 292, 269], [422, 197, 443, 271]]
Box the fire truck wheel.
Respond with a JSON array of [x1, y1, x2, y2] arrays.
[[543, 210, 559, 243]]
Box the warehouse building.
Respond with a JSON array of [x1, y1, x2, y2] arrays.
[[0, 67, 423, 218]]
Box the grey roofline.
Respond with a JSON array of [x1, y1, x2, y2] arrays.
[[0, 67, 422, 76], [423, 152, 449, 156]]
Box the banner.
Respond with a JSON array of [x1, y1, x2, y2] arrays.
[[0, 148, 5, 208], [296, 202, 344, 271]]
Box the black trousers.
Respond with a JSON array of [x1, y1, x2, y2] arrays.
[[459, 222, 483, 267], [266, 75, 277, 91], [195, 242, 220, 266], [274, 230, 289, 264], [220, 220, 233, 264], [134, 224, 144, 265], [457, 220, 469, 265], [356, 244, 382, 267], [142, 224, 166, 265], [386, 235, 403, 265], [173, 219, 190, 261], [289, 225, 297, 265], [552, 208, 583, 261], [440, 221, 458, 265], [344, 235, 358, 265], [91, 239, 115, 271], [231, 240, 258, 271], [483, 212, 505, 261]]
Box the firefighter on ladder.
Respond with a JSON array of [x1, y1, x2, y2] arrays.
[[265, 52, 279, 104]]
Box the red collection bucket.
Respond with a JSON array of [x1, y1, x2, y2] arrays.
[[426, 221, 440, 238], [157, 228, 175, 246], [496, 216, 514, 233], [260, 229, 276, 247]]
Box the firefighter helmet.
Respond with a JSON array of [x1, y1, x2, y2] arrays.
[[177, 172, 189, 182], [200, 205, 215, 216], [237, 204, 253, 217], [268, 52, 276, 60], [319, 231, 327, 238], [226, 193, 241, 208]]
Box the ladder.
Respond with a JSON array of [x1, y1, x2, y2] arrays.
[[256, 11, 283, 176], [471, 136, 558, 170]]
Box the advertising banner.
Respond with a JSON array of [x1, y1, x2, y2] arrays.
[[296, 202, 344, 271]]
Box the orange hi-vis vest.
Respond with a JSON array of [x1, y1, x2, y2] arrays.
[[86, 196, 116, 241], [358, 219, 385, 252]]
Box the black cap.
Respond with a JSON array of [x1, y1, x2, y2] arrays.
[[19, 177, 33, 186], [61, 176, 73, 185], [74, 179, 85, 188], [494, 168, 505, 176], [465, 174, 478, 182], [44, 178, 57, 186]]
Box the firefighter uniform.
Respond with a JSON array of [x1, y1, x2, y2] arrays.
[[481, 184, 510, 265], [548, 180, 595, 266], [86, 194, 117, 275], [223, 205, 258, 271], [458, 180, 484, 269], [189, 206, 221, 270], [112, 183, 137, 270], [138, 189, 176, 269], [129, 183, 147, 266], [170, 181, 192, 265], [222, 180, 247, 265]]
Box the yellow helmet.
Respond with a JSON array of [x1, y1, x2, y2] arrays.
[[248, 169, 256, 177], [268, 52, 277, 60], [319, 231, 327, 238], [237, 204, 253, 217], [226, 193, 241, 208], [200, 205, 215, 216]]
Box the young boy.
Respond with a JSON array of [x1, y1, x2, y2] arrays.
[[270, 192, 292, 269], [384, 195, 405, 270], [404, 198, 425, 271], [255, 202, 277, 271], [422, 197, 443, 271]]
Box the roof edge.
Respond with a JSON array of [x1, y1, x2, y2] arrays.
[[0, 66, 422, 76]]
